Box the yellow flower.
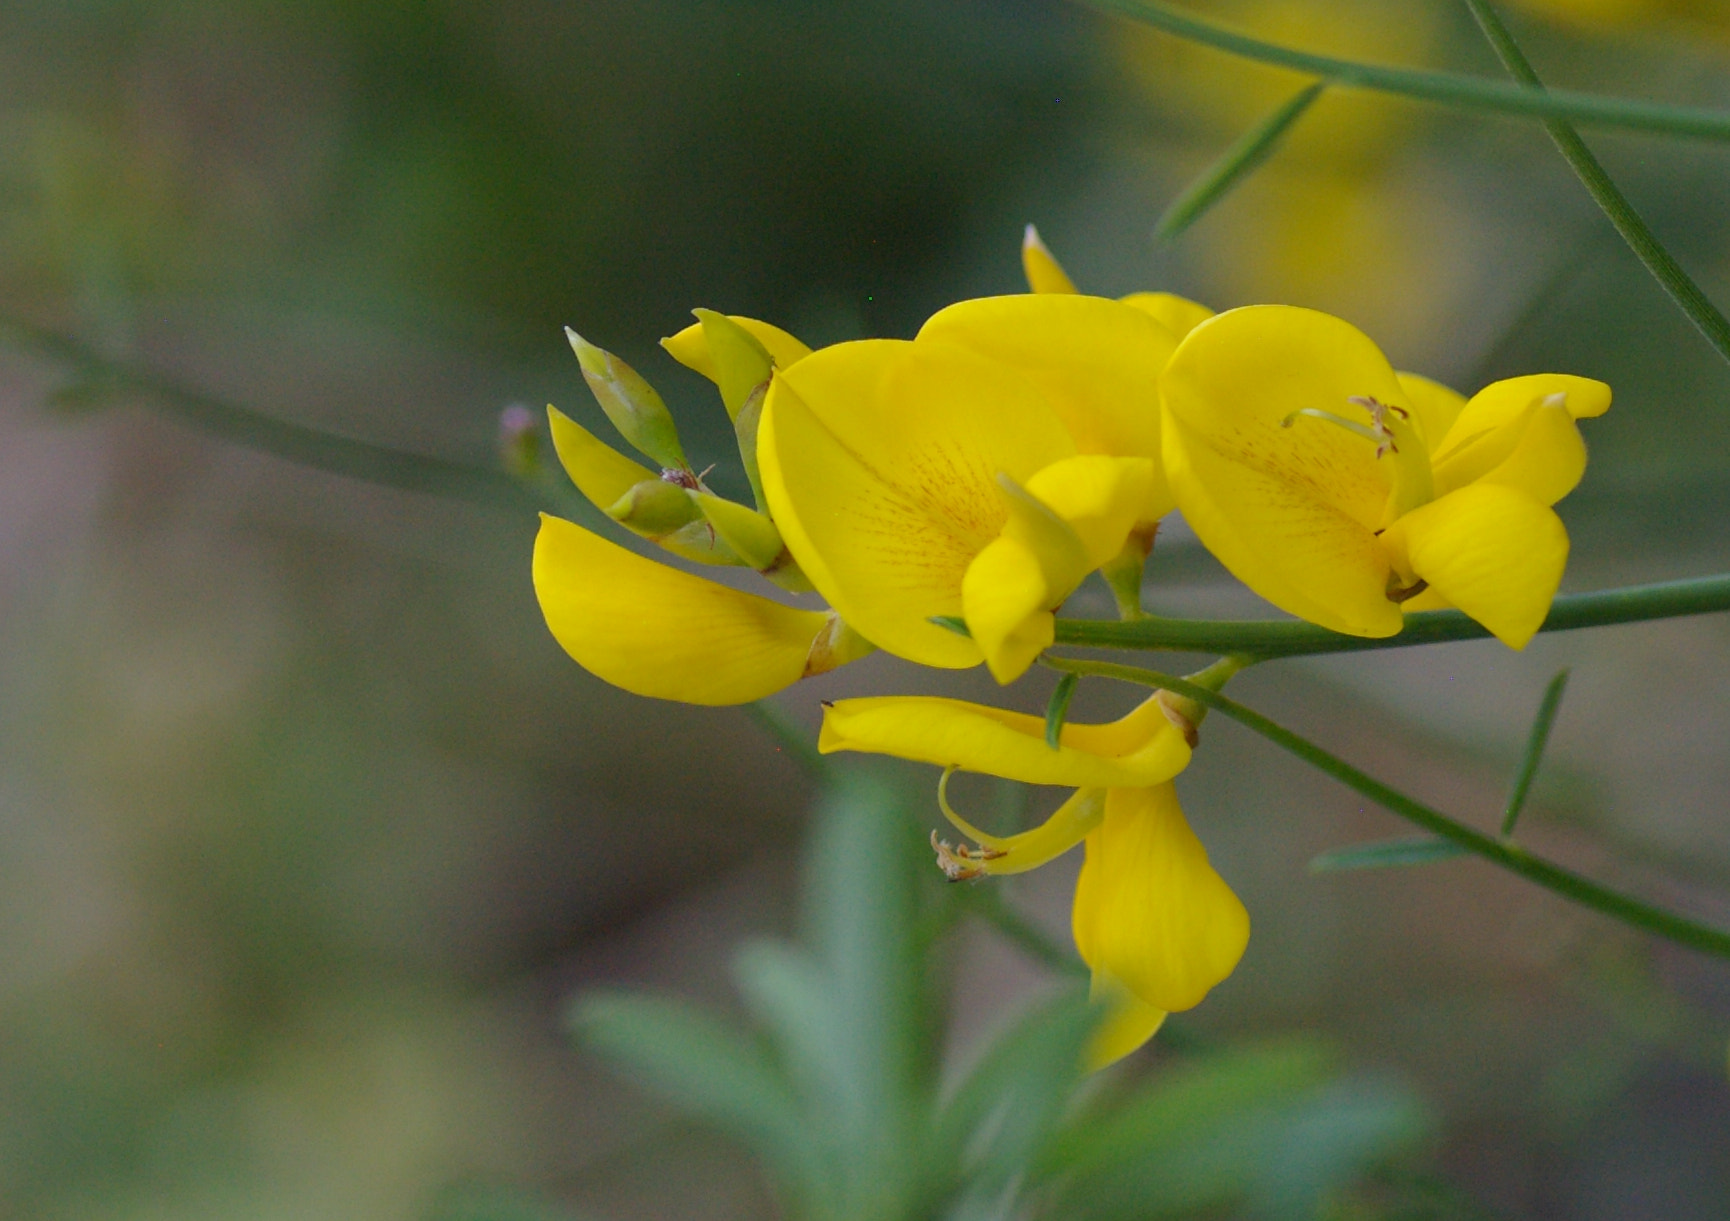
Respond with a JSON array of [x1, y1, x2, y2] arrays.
[[761, 292, 1187, 684], [1161, 305, 1609, 647], [819, 693, 1248, 1066], [533, 313, 872, 704]]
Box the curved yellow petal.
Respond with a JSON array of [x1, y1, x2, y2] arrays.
[[937, 785, 1107, 875], [919, 295, 1179, 518], [1071, 785, 1249, 1014], [661, 314, 813, 382], [818, 693, 1191, 789], [761, 339, 1074, 668], [1161, 306, 1410, 637], [1434, 373, 1610, 461], [1084, 972, 1168, 1070], [1380, 484, 1568, 650], [1022, 224, 1079, 294], [962, 535, 1059, 685], [533, 514, 842, 705], [547, 406, 657, 510], [1466, 396, 1588, 506], [1395, 371, 1468, 453], [1119, 291, 1214, 341], [1026, 455, 1161, 566]]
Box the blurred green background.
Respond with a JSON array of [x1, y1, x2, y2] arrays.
[[2, 1, 1730, 1217]]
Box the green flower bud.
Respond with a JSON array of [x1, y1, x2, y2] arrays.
[[567, 328, 690, 471], [607, 477, 703, 537], [693, 309, 774, 422], [695, 492, 813, 592]]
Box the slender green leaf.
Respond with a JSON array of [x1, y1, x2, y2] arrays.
[[1503, 668, 1571, 836], [1309, 835, 1469, 873], [1050, 571, 1730, 657], [1045, 671, 1079, 749], [1156, 81, 1325, 240], [1089, 0, 1730, 142], [1464, 0, 1730, 367], [1043, 658, 1730, 961]]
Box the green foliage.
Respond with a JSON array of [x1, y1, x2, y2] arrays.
[[572, 772, 1430, 1220]]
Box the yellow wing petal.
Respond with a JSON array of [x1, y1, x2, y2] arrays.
[[818, 693, 1191, 788], [1380, 484, 1568, 650], [532, 514, 838, 705], [661, 314, 813, 382], [1118, 291, 1214, 341], [1465, 396, 1588, 506], [1070, 785, 1249, 1014], [919, 294, 1179, 518], [761, 339, 1074, 668], [1433, 373, 1610, 462]]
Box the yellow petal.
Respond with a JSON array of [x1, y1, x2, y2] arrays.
[[1465, 396, 1589, 506], [962, 535, 1059, 685], [661, 314, 813, 383], [761, 339, 1074, 668], [547, 406, 657, 510], [1071, 785, 1249, 1014], [1160, 306, 1408, 637], [919, 295, 1179, 518], [533, 514, 841, 704], [1118, 291, 1214, 341], [1084, 971, 1168, 1070], [1433, 373, 1610, 465], [1395, 371, 1468, 453], [818, 693, 1191, 789], [1025, 455, 1160, 567], [1022, 224, 1078, 294], [1379, 484, 1567, 650]]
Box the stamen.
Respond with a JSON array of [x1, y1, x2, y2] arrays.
[[1281, 407, 1386, 444]]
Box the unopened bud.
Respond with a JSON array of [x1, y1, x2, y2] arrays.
[[608, 477, 703, 537], [498, 403, 541, 477], [693, 309, 774, 421], [695, 493, 811, 590], [566, 328, 690, 471]]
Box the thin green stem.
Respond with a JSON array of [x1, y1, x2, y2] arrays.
[[1156, 80, 1326, 240], [1089, 0, 1730, 142], [1043, 656, 1730, 960], [1502, 668, 1570, 836], [1049, 571, 1730, 657], [1464, 0, 1730, 366], [0, 310, 582, 517]]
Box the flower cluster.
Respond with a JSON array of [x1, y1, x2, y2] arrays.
[[533, 228, 1608, 1065]]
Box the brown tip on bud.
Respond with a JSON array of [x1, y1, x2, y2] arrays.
[[1155, 689, 1201, 748]]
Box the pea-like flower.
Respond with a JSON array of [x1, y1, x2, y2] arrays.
[[760, 291, 1197, 684], [820, 692, 1249, 1066], [1161, 305, 1610, 646]]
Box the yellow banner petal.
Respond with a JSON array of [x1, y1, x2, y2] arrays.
[[761, 340, 1074, 669], [1379, 483, 1568, 649], [533, 514, 840, 705], [1071, 785, 1250, 1014], [818, 693, 1191, 789]]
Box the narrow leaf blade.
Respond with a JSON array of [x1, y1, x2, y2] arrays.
[[1502, 667, 1570, 837], [1045, 671, 1079, 749], [1155, 80, 1325, 241], [1308, 835, 1468, 874]]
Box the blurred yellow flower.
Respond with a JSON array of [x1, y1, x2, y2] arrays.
[[819, 691, 1247, 1066], [761, 292, 1188, 683], [1162, 305, 1610, 646]]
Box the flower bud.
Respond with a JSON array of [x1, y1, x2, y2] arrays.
[[696, 492, 813, 592], [497, 403, 541, 478], [692, 308, 775, 421], [566, 328, 690, 471], [608, 477, 703, 537]]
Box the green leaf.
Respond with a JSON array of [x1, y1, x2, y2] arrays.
[[1044, 671, 1079, 749], [1308, 835, 1469, 874], [1155, 81, 1325, 241], [1502, 667, 1570, 836]]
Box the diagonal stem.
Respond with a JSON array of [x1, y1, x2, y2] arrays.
[[1042, 655, 1730, 961], [1463, 0, 1730, 367]]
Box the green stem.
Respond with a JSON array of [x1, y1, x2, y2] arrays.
[[1501, 668, 1570, 837], [1156, 80, 1327, 241], [1089, 0, 1730, 142], [1464, 0, 1730, 366], [1049, 571, 1730, 657], [0, 310, 578, 517], [1043, 656, 1730, 961]]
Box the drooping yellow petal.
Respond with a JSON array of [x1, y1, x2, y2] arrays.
[[1071, 785, 1249, 1015], [919, 295, 1180, 518], [962, 534, 1061, 686], [1022, 224, 1079, 294], [761, 339, 1075, 668], [1119, 291, 1214, 341], [533, 514, 851, 705], [661, 314, 813, 382], [547, 406, 657, 509], [1160, 306, 1410, 637], [1395, 371, 1468, 453], [1379, 483, 1568, 649], [1084, 971, 1168, 1071], [818, 693, 1191, 789]]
